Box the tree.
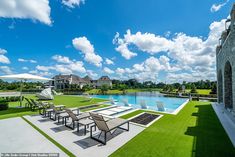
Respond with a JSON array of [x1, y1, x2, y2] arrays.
[[119, 84, 127, 94], [190, 83, 197, 93], [99, 84, 109, 94], [210, 83, 217, 94]]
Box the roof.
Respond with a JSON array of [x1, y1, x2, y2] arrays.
[[53, 74, 86, 83], [98, 76, 111, 81], [83, 75, 92, 82]]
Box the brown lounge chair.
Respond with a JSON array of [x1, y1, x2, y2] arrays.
[[65, 109, 90, 129], [89, 112, 129, 145]]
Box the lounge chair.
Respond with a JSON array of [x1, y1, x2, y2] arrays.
[[140, 100, 147, 109], [64, 109, 90, 129], [30, 99, 46, 113], [89, 112, 129, 145], [156, 101, 165, 111], [122, 98, 130, 106], [25, 97, 34, 109], [56, 108, 80, 124], [110, 98, 116, 105]]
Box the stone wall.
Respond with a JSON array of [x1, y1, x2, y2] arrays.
[[217, 28, 235, 109]]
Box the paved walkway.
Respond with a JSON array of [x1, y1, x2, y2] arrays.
[[0, 117, 68, 156], [24, 115, 145, 157], [212, 103, 235, 147]]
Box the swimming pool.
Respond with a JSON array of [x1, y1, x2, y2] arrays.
[[92, 92, 188, 114]]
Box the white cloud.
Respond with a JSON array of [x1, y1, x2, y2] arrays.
[[22, 66, 29, 70], [36, 54, 86, 75], [105, 58, 114, 65], [210, 0, 229, 12], [103, 67, 114, 74], [0, 55, 10, 64], [52, 55, 71, 64], [113, 18, 225, 82], [62, 0, 85, 8], [18, 58, 37, 63], [0, 48, 10, 64], [0, 66, 12, 74], [29, 70, 52, 76], [36, 65, 54, 71], [0, 48, 7, 55], [0, 0, 51, 25], [86, 70, 98, 78], [113, 32, 137, 59], [72, 37, 103, 67]]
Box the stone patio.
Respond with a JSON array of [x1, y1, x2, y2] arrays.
[[0, 117, 68, 156], [24, 114, 145, 157]]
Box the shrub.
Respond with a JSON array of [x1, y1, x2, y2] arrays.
[[190, 84, 197, 93], [0, 101, 8, 111]]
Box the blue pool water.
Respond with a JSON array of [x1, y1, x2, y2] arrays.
[[92, 92, 188, 113]]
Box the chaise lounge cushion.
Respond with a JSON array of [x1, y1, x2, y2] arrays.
[[106, 118, 128, 130]]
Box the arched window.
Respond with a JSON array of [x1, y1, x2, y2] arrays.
[[224, 61, 233, 109]]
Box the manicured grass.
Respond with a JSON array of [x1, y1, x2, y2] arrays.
[[22, 117, 76, 157], [185, 89, 211, 95], [111, 101, 235, 157], [87, 88, 161, 95], [0, 95, 106, 120]]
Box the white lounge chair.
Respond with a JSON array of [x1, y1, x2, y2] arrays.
[[110, 98, 116, 105], [140, 100, 147, 109], [156, 101, 165, 111], [82, 93, 92, 101], [122, 98, 130, 106], [36, 88, 54, 100]]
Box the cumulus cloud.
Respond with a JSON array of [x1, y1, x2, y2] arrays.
[[113, 32, 137, 59], [113, 19, 226, 82], [62, 0, 85, 8], [36, 55, 86, 75], [86, 70, 98, 78], [0, 48, 10, 64], [29, 70, 52, 77], [52, 55, 71, 64], [105, 58, 114, 65], [18, 58, 37, 63], [0, 66, 12, 74], [210, 0, 229, 12], [114, 55, 174, 82], [72, 37, 103, 67], [103, 67, 114, 74], [0, 0, 51, 25]]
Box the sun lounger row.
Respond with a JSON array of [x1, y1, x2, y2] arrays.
[[35, 102, 129, 145]]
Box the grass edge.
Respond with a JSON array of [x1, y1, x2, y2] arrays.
[[21, 116, 76, 157]]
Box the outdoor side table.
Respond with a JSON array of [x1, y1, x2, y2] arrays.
[[77, 118, 95, 135]]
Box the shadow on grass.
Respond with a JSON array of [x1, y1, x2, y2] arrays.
[[185, 104, 235, 157]]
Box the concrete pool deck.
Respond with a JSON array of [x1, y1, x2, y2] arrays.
[[24, 114, 145, 157], [212, 103, 235, 147], [0, 117, 68, 156]]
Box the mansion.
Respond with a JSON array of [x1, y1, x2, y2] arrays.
[[50, 74, 112, 90], [216, 3, 235, 110]]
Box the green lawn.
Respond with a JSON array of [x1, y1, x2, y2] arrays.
[[87, 88, 161, 95], [111, 101, 235, 157], [0, 95, 106, 120], [184, 89, 211, 95]]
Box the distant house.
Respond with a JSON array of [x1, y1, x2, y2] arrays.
[[51, 74, 112, 89], [96, 76, 112, 87], [51, 74, 88, 89]]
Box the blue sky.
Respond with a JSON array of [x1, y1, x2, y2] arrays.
[[0, 0, 233, 82]]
